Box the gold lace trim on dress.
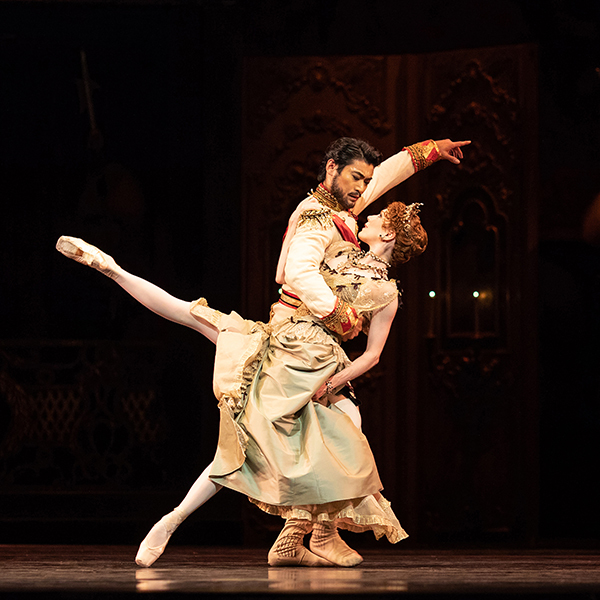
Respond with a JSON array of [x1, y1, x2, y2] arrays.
[[191, 299, 270, 417], [190, 297, 224, 327], [248, 494, 408, 544], [220, 320, 270, 416]]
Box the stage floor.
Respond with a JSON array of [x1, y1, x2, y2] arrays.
[[1, 545, 600, 598]]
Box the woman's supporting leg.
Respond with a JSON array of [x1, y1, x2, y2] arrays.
[[135, 463, 223, 567], [174, 463, 223, 517]]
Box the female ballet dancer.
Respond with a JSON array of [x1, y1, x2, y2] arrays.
[[56, 200, 427, 568]]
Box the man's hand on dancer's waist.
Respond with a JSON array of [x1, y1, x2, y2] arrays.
[[341, 316, 364, 341]]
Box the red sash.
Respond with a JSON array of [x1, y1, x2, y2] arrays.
[[332, 214, 360, 248]]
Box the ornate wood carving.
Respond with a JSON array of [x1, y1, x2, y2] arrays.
[[404, 45, 539, 541], [245, 58, 393, 142]]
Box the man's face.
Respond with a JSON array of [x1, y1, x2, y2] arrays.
[[328, 159, 374, 211]]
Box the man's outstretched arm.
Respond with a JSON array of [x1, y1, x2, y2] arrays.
[[354, 138, 471, 215]]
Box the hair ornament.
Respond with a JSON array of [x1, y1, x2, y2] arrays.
[[402, 203, 423, 233]]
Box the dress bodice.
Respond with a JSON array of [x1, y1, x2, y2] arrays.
[[320, 241, 399, 316]]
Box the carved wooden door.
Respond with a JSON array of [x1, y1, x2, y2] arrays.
[[241, 44, 538, 544]]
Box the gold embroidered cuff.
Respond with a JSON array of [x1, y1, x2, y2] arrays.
[[403, 139, 441, 172], [320, 298, 359, 336]]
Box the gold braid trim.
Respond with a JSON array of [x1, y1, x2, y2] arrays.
[[404, 139, 441, 172], [297, 207, 334, 231], [312, 184, 345, 212], [320, 297, 359, 336], [279, 289, 302, 308]]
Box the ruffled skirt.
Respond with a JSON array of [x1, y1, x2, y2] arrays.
[[190, 299, 408, 543]]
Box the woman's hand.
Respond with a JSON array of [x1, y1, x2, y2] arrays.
[[313, 373, 345, 403], [312, 389, 329, 406], [313, 297, 399, 404]]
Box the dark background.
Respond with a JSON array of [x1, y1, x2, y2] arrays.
[[0, 0, 599, 547]]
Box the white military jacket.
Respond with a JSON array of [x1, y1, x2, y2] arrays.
[[272, 147, 416, 325]]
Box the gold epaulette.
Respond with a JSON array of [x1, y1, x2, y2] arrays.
[[297, 207, 334, 231]]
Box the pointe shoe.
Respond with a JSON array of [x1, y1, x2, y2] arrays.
[[56, 236, 120, 279], [135, 508, 185, 568], [267, 519, 334, 567], [309, 522, 363, 567]]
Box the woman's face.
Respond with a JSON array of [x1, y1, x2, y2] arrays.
[[358, 209, 393, 245]]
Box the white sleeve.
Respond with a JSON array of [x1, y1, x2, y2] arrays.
[[354, 149, 415, 215], [285, 223, 338, 319], [275, 197, 321, 286]]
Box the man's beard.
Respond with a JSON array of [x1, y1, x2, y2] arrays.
[[330, 176, 351, 210]]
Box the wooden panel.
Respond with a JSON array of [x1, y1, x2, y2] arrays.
[[398, 44, 539, 542]]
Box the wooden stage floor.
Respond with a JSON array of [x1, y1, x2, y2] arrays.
[[1, 545, 600, 598]]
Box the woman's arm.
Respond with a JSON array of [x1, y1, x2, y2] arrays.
[[314, 296, 398, 398]]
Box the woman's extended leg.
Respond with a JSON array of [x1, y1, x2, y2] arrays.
[[135, 463, 223, 567], [56, 236, 219, 343], [57, 237, 226, 566]]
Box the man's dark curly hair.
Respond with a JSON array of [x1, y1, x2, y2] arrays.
[[317, 137, 383, 182]]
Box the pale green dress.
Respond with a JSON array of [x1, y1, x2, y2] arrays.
[[190, 242, 407, 543]]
